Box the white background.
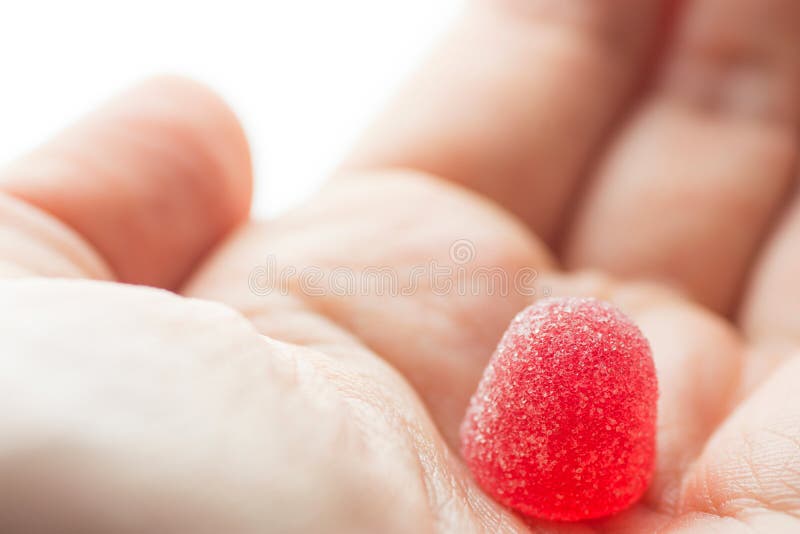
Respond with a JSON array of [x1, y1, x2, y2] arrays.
[[0, 0, 461, 216]]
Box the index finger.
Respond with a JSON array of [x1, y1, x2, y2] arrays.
[[343, 0, 669, 242], [0, 77, 252, 288]]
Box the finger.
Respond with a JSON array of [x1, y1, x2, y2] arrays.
[[563, 0, 800, 314], [343, 0, 668, 242], [677, 354, 800, 531], [741, 181, 800, 346], [0, 192, 110, 279], [0, 76, 252, 288]]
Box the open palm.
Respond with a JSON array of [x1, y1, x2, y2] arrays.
[[1, 1, 799, 532]]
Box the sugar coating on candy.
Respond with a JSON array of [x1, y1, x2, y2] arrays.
[[460, 297, 658, 521]]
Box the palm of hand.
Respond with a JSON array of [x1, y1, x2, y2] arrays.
[[2, 2, 800, 532]]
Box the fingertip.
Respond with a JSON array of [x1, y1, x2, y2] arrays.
[[1, 75, 253, 288], [113, 74, 254, 226]]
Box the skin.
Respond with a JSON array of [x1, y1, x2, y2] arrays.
[[0, 0, 798, 531]]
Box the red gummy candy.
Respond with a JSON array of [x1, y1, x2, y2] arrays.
[[460, 297, 658, 521]]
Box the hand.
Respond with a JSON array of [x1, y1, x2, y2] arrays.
[[1, 1, 799, 532]]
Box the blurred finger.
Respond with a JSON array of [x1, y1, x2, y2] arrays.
[[0, 76, 252, 288], [564, 0, 800, 314], [0, 192, 110, 279], [344, 0, 668, 242], [740, 178, 800, 353], [678, 354, 800, 531]]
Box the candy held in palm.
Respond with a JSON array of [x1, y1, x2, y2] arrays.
[[460, 297, 658, 521]]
